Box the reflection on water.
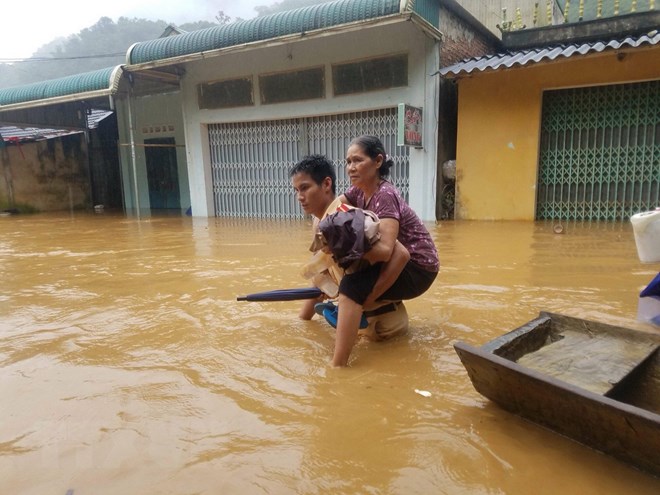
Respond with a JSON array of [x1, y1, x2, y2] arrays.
[[0, 213, 658, 494]]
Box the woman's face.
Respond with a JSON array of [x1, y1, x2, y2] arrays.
[[345, 143, 382, 190]]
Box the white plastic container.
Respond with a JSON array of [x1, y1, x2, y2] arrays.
[[637, 295, 660, 326], [630, 209, 660, 263]]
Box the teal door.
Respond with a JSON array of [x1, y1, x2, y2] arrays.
[[145, 138, 181, 210]]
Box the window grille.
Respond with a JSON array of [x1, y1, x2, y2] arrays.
[[259, 67, 325, 105]]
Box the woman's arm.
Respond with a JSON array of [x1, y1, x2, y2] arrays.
[[363, 240, 409, 308], [362, 217, 398, 265]]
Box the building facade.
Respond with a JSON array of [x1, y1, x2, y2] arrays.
[[116, 0, 448, 220], [0, 0, 499, 220], [440, 10, 660, 221]]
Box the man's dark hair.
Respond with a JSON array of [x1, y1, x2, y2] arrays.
[[290, 154, 336, 195]]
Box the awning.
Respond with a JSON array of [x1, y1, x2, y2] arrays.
[[437, 31, 660, 78]]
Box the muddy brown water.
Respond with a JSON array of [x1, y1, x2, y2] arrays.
[[1, 212, 658, 494]]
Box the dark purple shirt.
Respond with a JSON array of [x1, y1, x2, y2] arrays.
[[344, 181, 439, 272]]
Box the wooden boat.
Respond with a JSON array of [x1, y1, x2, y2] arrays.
[[454, 311, 660, 477]]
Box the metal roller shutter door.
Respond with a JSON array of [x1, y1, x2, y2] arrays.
[[537, 80, 659, 221], [209, 108, 409, 218]]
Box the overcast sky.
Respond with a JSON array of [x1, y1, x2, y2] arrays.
[[0, 0, 269, 60]]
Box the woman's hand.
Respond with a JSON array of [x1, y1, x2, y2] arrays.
[[363, 240, 410, 307]]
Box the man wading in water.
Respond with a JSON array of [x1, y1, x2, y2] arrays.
[[290, 145, 438, 367]]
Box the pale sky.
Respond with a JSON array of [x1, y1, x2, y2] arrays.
[[0, 0, 269, 60]]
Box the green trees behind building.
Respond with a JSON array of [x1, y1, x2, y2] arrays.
[[0, 0, 334, 89]]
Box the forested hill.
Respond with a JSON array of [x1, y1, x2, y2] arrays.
[[0, 0, 334, 90], [0, 17, 216, 89]]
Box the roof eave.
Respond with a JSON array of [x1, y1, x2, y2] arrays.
[[0, 88, 115, 113], [0, 66, 123, 113], [409, 12, 443, 42]]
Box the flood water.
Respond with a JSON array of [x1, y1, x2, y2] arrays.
[[1, 212, 658, 494]]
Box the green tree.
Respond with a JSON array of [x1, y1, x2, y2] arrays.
[[0, 3, 335, 90], [0, 17, 169, 88], [215, 10, 232, 24], [255, 0, 335, 16], [0, 16, 220, 89], [179, 20, 217, 31]]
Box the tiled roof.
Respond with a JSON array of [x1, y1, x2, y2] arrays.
[[127, 0, 402, 64], [0, 67, 121, 107], [438, 31, 660, 77], [0, 0, 438, 109]]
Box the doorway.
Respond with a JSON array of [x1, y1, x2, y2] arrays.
[[145, 137, 181, 210]]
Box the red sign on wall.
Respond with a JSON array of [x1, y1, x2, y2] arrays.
[[397, 103, 423, 148]]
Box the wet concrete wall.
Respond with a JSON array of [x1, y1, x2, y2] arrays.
[[0, 133, 90, 212]]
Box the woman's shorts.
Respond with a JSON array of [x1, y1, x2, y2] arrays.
[[338, 261, 437, 305]]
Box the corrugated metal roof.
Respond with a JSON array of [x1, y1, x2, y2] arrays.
[[0, 109, 113, 143], [128, 0, 402, 65], [0, 67, 121, 107], [438, 32, 660, 77]]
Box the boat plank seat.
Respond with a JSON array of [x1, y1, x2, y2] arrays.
[[516, 329, 658, 394]]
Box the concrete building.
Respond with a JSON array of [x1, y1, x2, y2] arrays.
[[0, 70, 121, 213], [116, 0, 498, 221], [439, 9, 659, 221]]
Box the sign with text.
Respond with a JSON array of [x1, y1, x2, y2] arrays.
[[397, 103, 423, 148]]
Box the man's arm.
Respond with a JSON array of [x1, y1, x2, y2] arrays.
[[299, 296, 323, 320]]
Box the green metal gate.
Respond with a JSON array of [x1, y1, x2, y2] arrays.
[[536, 80, 659, 221]]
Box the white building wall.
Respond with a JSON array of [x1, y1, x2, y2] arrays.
[[178, 21, 439, 221]]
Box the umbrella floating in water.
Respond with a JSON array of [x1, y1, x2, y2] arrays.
[[237, 287, 323, 302]]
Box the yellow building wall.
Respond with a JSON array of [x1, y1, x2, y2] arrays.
[[454, 47, 660, 220]]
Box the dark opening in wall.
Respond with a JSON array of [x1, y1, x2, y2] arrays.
[[333, 54, 408, 96], [198, 77, 254, 109], [259, 67, 325, 104]]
